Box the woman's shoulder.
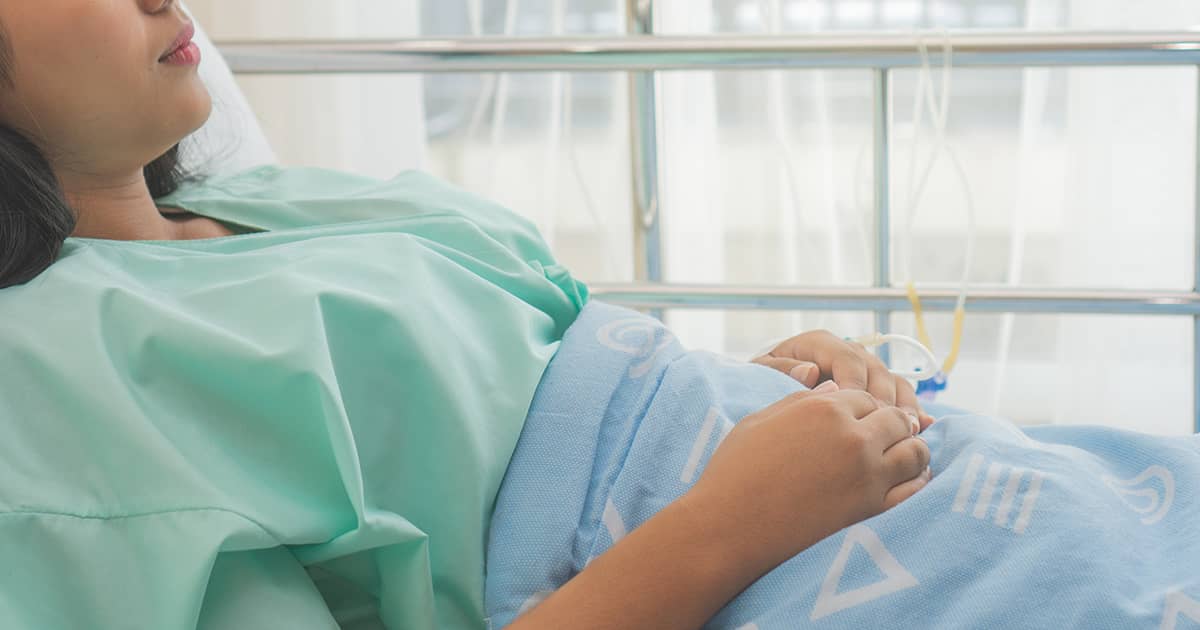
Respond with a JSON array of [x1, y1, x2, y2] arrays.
[[159, 166, 556, 261], [161, 166, 520, 222], [163, 165, 428, 205], [168, 165, 491, 203]]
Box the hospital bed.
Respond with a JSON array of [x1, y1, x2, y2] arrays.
[[192, 7, 1200, 433]]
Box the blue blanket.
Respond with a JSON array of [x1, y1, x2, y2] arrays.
[[485, 302, 1200, 629]]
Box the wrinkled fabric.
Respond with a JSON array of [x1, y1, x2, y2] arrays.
[[0, 167, 586, 629], [487, 301, 1200, 629]]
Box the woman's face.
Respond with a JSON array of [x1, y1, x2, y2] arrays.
[[0, 0, 211, 177]]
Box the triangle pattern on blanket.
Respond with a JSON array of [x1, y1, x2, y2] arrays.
[[839, 541, 889, 591], [810, 525, 919, 621], [1163, 591, 1200, 630]]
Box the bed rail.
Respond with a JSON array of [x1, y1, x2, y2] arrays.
[[218, 32, 1200, 73], [218, 29, 1200, 432], [583, 286, 1200, 315]]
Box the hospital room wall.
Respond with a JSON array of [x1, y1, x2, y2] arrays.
[[185, 0, 1200, 434]]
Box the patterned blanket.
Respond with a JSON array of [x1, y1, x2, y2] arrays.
[[486, 302, 1200, 629]]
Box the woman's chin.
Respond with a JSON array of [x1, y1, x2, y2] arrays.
[[173, 84, 215, 140]]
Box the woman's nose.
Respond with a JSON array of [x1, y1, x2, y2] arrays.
[[138, 0, 174, 14]]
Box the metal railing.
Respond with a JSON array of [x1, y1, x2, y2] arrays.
[[219, 31, 1200, 73], [219, 30, 1200, 432]]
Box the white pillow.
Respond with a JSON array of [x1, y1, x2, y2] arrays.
[[180, 12, 277, 176]]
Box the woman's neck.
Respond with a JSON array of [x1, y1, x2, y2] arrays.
[[62, 168, 187, 241]]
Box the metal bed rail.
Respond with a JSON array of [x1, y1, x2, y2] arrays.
[[585, 286, 1200, 315], [218, 29, 1200, 432], [217, 32, 1200, 73]]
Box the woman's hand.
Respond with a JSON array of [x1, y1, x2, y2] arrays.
[[753, 330, 936, 431], [691, 385, 932, 575], [510, 385, 931, 630]]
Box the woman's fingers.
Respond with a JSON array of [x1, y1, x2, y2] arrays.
[[760, 332, 935, 430], [883, 467, 933, 510], [751, 356, 821, 389], [830, 390, 884, 420], [827, 340, 870, 393], [769, 331, 917, 407], [883, 436, 931, 484], [895, 377, 921, 421], [753, 380, 840, 420], [828, 337, 901, 410], [862, 406, 919, 450], [769, 389, 876, 427], [860, 346, 897, 407]]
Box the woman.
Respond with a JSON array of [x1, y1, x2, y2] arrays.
[[0, 2, 933, 628], [0, 2, 1193, 630]]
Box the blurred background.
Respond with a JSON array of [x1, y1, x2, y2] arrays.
[[185, 0, 1200, 434]]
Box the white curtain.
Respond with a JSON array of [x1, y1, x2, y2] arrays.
[[1046, 0, 1200, 434], [186, 0, 427, 177], [656, 1, 728, 351], [418, 0, 636, 284]]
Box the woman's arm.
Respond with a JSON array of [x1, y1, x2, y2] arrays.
[[508, 489, 770, 630], [509, 386, 932, 630]]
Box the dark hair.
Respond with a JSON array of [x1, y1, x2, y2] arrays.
[[0, 28, 190, 290]]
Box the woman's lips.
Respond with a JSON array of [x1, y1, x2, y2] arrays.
[[160, 22, 200, 66], [161, 41, 201, 66]]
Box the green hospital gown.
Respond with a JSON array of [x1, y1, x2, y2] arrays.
[[0, 167, 587, 629]]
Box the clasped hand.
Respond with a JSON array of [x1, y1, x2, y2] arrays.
[[752, 330, 936, 431]]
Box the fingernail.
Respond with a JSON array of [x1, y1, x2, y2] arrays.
[[906, 413, 920, 435], [813, 380, 840, 394], [790, 363, 815, 382], [923, 467, 933, 481]]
